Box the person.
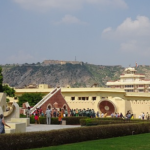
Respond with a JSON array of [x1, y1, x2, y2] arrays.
[[111, 113, 114, 118], [25, 107, 31, 118], [146, 112, 149, 120], [73, 109, 76, 116], [83, 109, 86, 117], [45, 106, 51, 125], [39, 107, 42, 115], [79, 109, 82, 117], [86, 108, 90, 117], [53, 108, 57, 117], [75, 108, 79, 117], [64, 109, 68, 117], [0, 114, 11, 134], [41, 111, 44, 117], [127, 113, 131, 120], [36, 108, 40, 124], [142, 112, 145, 120], [96, 111, 99, 118], [120, 113, 123, 118], [70, 109, 73, 116], [34, 114, 39, 124], [58, 108, 63, 124], [115, 113, 118, 118]]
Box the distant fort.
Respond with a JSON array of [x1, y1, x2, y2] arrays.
[[42, 60, 83, 65]]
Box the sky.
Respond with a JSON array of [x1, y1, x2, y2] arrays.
[[0, 0, 150, 67]]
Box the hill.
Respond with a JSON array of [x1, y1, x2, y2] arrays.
[[1, 62, 150, 88]]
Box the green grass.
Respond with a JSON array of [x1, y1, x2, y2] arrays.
[[29, 133, 150, 150]]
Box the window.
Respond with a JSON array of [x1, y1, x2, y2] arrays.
[[125, 90, 134, 92], [85, 97, 89, 100], [125, 85, 134, 88], [139, 85, 144, 87], [78, 97, 89, 100], [115, 86, 121, 88], [71, 97, 75, 100], [92, 97, 96, 100], [78, 97, 81, 100], [139, 90, 144, 92], [82, 97, 85, 100]]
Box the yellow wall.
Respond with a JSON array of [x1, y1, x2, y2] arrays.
[[15, 87, 150, 118]]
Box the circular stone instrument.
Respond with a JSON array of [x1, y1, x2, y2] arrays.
[[99, 100, 115, 115]]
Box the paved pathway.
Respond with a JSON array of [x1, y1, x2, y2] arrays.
[[26, 124, 81, 132]]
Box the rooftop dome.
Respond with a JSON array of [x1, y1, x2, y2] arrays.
[[125, 67, 136, 72]]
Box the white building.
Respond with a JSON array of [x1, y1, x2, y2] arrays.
[[106, 67, 150, 92]]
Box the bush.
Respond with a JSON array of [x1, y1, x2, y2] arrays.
[[80, 118, 147, 126], [63, 117, 87, 125], [0, 123, 149, 150], [29, 116, 87, 125], [20, 114, 27, 118]]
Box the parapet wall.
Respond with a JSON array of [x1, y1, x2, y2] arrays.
[[42, 60, 83, 65]]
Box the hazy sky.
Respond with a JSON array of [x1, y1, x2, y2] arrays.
[[0, 0, 150, 66]]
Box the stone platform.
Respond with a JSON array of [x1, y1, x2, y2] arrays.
[[26, 124, 81, 132]]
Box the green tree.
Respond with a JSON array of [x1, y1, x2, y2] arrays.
[[18, 93, 45, 107], [2, 84, 15, 97], [0, 67, 3, 92], [0, 67, 16, 96]]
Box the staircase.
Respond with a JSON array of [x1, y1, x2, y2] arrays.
[[30, 87, 60, 114]]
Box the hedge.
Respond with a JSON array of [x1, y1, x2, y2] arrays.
[[80, 118, 148, 126], [0, 123, 149, 150], [29, 116, 87, 125]]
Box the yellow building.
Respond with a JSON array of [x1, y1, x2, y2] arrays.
[[106, 67, 150, 92], [15, 84, 150, 118]]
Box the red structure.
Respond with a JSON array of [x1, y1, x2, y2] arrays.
[[99, 100, 115, 115], [39, 88, 70, 114]]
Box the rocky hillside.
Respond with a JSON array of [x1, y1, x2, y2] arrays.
[[1, 62, 150, 88]]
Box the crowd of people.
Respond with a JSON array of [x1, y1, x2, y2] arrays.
[[139, 112, 150, 120], [110, 111, 150, 120], [25, 107, 64, 125], [25, 106, 150, 126], [70, 108, 96, 118], [110, 111, 133, 120]]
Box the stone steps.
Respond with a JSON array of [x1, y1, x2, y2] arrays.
[[10, 118, 30, 126], [5, 122, 26, 133], [5, 128, 15, 134]]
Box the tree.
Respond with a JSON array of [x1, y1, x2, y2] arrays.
[[0, 67, 16, 96], [2, 84, 15, 97], [0, 67, 3, 92], [18, 93, 45, 107]]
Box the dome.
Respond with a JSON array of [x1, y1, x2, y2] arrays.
[[125, 67, 136, 74]]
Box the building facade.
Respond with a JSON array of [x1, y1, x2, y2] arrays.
[[106, 67, 150, 92], [15, 85, 150, 118]]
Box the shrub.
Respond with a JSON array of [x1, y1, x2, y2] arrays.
[[20, 114, 27, 118], [63, 117, 87, 125], [80, 118, 147, 126], [0, 123, 149, 150], [29, 116, 87, 125]]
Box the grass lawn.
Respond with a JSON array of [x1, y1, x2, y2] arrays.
[[29, 133, 150, 150]]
